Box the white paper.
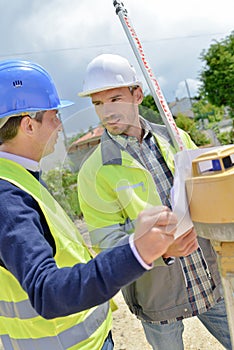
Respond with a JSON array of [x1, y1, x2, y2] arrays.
[[171, 147, 215, 238]]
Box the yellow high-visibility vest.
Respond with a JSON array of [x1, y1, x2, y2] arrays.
[[0, 158, 112, 350]]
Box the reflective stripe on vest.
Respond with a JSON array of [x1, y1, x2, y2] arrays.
[[0, 298, 38, 319], [1, 302, 109, 350]]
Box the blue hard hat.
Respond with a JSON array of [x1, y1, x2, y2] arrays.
[[0, 59, 74, 119]]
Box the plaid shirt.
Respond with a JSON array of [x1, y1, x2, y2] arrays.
[[109, 118, 217, 324]]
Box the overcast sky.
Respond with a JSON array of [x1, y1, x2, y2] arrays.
[[1, 0, 233, 137]]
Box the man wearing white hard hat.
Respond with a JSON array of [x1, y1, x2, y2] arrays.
[[0, 59, 180, 350], [78, 53, 231, 350]]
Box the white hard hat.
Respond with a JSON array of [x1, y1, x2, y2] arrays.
[[78, 54, 142, 97]]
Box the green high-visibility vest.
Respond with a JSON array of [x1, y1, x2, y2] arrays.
[[0, 158, 112, 350]]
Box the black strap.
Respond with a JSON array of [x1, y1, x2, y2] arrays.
[[0, 258, 6, 269]]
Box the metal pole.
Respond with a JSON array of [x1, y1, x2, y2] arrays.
[[185, 80, 193, 107], [113, 0, 185, 152]]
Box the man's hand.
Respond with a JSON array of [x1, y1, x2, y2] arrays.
[[134, 206, 177, 265], [162, 227, 198, 258]]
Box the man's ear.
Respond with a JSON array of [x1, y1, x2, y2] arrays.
[[19, 116, 34, 135], [134, 86, 144, 104]]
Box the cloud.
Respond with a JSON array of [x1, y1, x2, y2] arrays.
[[175, 79, 202, 99], [0, 0, 233, 135]]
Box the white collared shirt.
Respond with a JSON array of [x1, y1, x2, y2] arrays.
[[0, 151, 40, 172]]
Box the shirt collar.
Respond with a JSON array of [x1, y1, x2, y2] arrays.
[[0, 151, 40, 172]]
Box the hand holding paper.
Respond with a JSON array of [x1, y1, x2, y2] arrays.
[[162, 227, 198, 258]]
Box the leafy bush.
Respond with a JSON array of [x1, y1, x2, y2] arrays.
[[175, 113, 211, 146], [42, 168, 82, 219], [217, 130, 234, 145]]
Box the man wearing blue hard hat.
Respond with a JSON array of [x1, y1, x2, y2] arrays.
[[0, 59, 179, 350]]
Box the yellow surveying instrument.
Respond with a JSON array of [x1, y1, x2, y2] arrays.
[[186, 145, 234, 346]]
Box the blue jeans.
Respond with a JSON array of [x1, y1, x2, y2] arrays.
[[101, 332, 114, 350], [141, 299, 232, 350]]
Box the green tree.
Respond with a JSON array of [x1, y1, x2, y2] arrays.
[[199, 31, 234, 116], [139, 95, 163, 124]]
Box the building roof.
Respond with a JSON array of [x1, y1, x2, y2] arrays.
[[68, 125, 104, 153], [169, 97, 194, 118], [74, 125, 104, 145]]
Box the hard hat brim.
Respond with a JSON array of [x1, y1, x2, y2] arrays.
[[58, 99, 74, 108], [78, 82, 143, 97], [0, 99, 74, 119]]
